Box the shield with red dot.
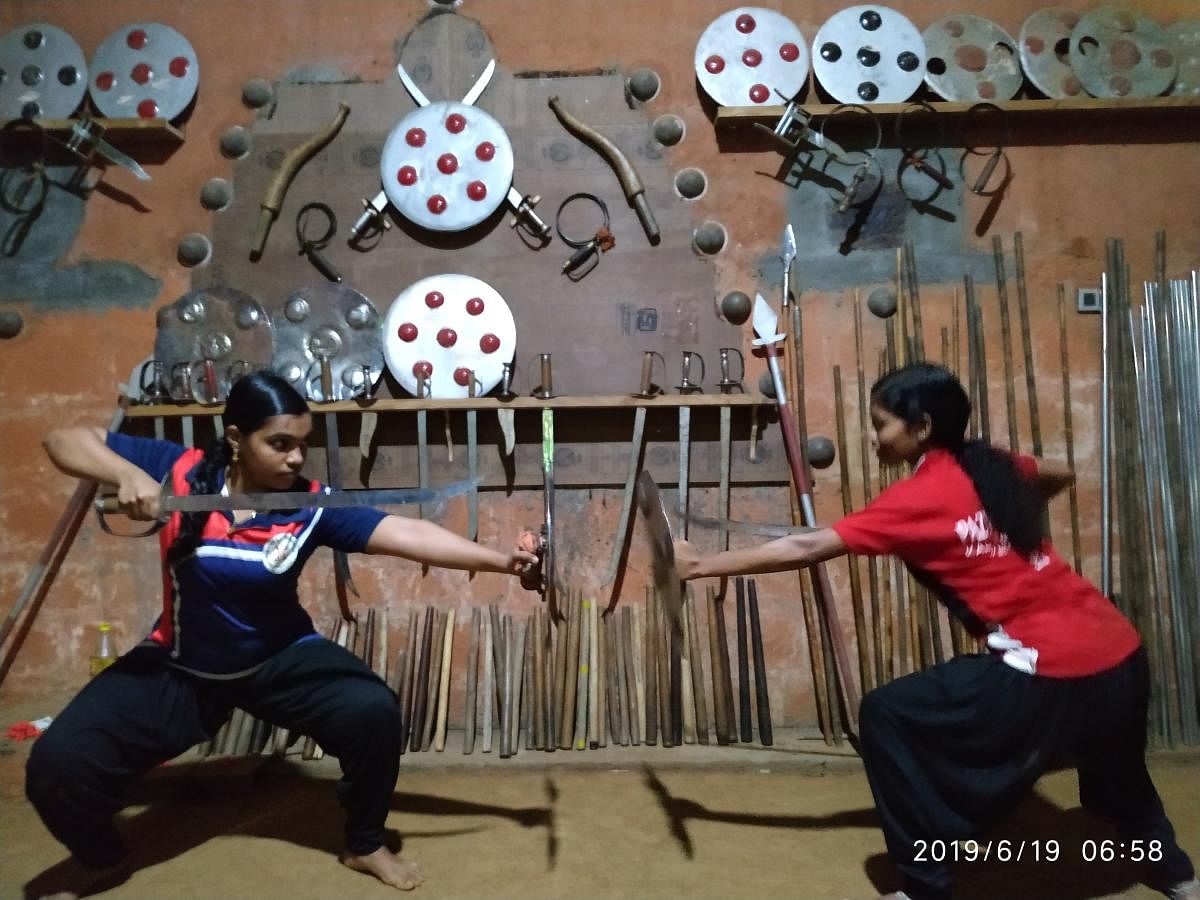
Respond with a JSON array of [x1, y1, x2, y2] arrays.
[[382, 274, 516, 399], [89, 22, 199, 121], [694, 7, 809, 108], [380, 101, 514, 232]]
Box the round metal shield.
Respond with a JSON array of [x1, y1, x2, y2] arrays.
[[0, 23, 88, 120], [380, 101, 513, 232], [1069, 6, 1176, 99], [270, 284, 384, 402], [89, 22, 199, 120], [153, 287, 273, 402], [923, 15, 1021, 102], [1019, 8, 1085, 98], [1168, 20, 1200, 97], [382, 274, 516, 400], [812, 6, 926, 104], [694, 7, 809, 107]]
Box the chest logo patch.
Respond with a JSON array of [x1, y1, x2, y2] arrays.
[[262, 532, 300, 574]]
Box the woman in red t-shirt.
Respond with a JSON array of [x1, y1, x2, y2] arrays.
[[675, 362, 1196, 900]]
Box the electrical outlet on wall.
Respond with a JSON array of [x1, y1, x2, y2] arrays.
[[1077, 287, 1102, 313]]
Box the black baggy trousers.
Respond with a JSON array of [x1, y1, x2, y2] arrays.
[[859, 648, 1194, 900], [26, 637, 400, 868]]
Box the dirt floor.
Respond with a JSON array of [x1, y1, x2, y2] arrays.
[[2, 692, 1198, 900]]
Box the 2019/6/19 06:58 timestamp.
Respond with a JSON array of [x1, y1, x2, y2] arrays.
[[912, 839, 1165, 864]]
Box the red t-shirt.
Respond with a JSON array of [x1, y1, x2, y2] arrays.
[[832, 448, 1140, 677]]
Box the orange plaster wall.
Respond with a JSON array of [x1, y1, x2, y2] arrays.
[[2, 0, 1199, 732]]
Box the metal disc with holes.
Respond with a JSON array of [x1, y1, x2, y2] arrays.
[[1069, 7, 1176, 99], [382, 274, 516, 399], [153, 287, 273, 401], [923, 15, 1021, 101], [0, 24, 87, 120], [90, 23, 199, 120], [694, 7, 809, 107], [1168, 20, 1200, 97], [812, 6, 925, 104], [380, 101, 513, 232], [1019, 8, 1085, 98], [270, 284, 383, 402]]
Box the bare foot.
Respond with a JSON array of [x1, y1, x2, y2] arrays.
[[339, 847, 424, 891], [31, 857, 130, 899]]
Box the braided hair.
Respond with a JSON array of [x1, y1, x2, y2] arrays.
[[870, 362, 1044, 555], [167, 371, 309, 563]]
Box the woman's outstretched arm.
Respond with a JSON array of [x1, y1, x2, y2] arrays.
[[365, 515, 537, 576], [674, 527, 849, 580]]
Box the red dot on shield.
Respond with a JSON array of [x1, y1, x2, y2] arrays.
[[735, 14, 756, 33], [137, 99, 159, 118], [480, 334, 501, 354], [406, 128, 426, 148], [780, 43, 800, 62], [476, 141, 495, 162], [437, 153, 458, 175], [446, 113, 466, 133], [742, 49, 762, 67], [467, 181, 487, 201], [169, 56, 190, 78], [748, 84, 769, 103], [127, 29, 148, 50], [437, 328, 458, 348], [427, 194, 447, 214], [705, 55, 725, 74], [413, 361, 433, 379], [131, 63, 152, 85], [95, 71, 114, 91], [466, 297, 485, 315], [398, 322, 418, 342], [454, 367, 472, 386], [425, 291, 445, 309], [397, 166, 418, 186]]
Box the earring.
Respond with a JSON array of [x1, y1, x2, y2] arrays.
[[231, 444, 239, 465]]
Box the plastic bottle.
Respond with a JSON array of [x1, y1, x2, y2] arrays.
[[90, 622, 116, 676]]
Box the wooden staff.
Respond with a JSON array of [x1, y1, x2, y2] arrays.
[[680, 614, 697, 745], [644, 587, 660, 745], [532, 608, 546, 750], [511, 617, 527, 755], [464, 608, 480, 754], [964, 275, 991, 441], [854, 294, 886, 684], [560, 592, 581, 750], [625, 606, 642, 745], [408, 609, 431, 752], [834, 365, 873, 692], [660, 593, 679, 747], [422, 611, 445, 751], [500, 616, 514, 758], [897, 249, 911, 363], [713, 584, 737, 743], [399, 611, 418, 754], [375, 608, 388, 683], [685, 588, 710, 744], [1013, 233, 1042, 455], [588, 598, 600, 748], [747, 578, 773, 746], [1056, 283, 1083, 573], [551, 597, 568, 750], [992, 235, 1020, 450], [489, 604, 505, 733], [612, 612, 630, 745], [573, 598, 590, 750], [705, 585, 730, 743], [597, 607, 609, 748], [435, 608, 455, 751], [903, 240, 926, 360], [482, 608, 495, 753], [524, 614, 535, 751], [735, 577, 753, 743]]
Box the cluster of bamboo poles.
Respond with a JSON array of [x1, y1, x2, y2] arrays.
[[197, 608, 389, 759], [1107, 234, 1200, 748], [798, 234, 1092, 744], [394, 577, 774, 756]]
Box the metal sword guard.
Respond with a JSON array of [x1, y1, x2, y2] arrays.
[[717, 347, 745, 393], [677, 350, 705, 394], [634, 350, 666, 398]]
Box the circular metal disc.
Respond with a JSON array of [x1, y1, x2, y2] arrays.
[[270, 283, 383, 402], [153, 287, 273, 400], [812, 6, 926, 104], [1069, 6, 1176, 98], [923, 15, 1021, 101], [380, 101, 513, 232], [90, 22, 199, 120], [382, 274, 516, 399], [694, 7, 809, 107], [1019, 7, 1085, 98], [0, 23, 88, 119], [1168, 20, 1200, 97]]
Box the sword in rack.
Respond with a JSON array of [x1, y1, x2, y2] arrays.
[[350, 59, 551, 242]]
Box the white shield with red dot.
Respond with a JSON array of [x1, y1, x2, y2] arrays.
[[382, 274, 516, 399], [89, 22, 199, 121], [380, 101, 514, 233], [694, 7, 809, 108]]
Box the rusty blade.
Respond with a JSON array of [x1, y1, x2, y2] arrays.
[[635, 471, 683, 638]]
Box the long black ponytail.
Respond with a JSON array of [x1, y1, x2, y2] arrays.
[[870, 362, 1044, 555], [167, 371, 309, 563]]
